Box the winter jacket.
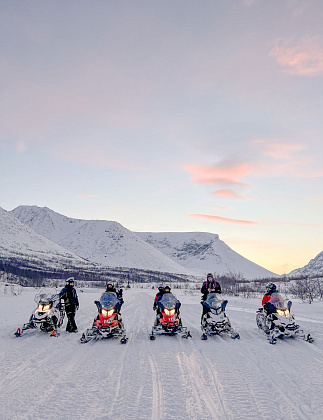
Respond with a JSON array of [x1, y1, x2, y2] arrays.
[[106, 286, 123, 301], [59, 285, 79, 309], [201, 280, 221, 301], [262, 294, 272, 306]]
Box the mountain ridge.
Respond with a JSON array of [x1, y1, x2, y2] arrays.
[[10, 205, 279, 279]]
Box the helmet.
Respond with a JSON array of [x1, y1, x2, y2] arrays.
[[164, 285, 171, 292], [158, 286, 164, 292], [207, 273, 214, 279], [266, 283, 277, 293], [66, 277, 74, 285], [106, 283, 114, 289]]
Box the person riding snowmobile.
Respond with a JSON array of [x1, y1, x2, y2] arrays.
[[153, 285, 181, 324], [59, 277, 79, 333], [262, 283, 277, 315], [153, 286, 166, 310], [105, 283, 124, 312], [201, 273, 221, 317]]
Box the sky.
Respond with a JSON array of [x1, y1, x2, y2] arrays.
[[1, 0, 322, 275]]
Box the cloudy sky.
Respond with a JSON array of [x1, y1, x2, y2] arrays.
[[1, 0, 322, 274]]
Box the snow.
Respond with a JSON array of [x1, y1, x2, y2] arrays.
[[0, 207, 93, 268], [289, 251, 323, 277], [10, 205, 278, 279], [10, 206, 196, 275], [137, 231, 277, 278], [1, 284, 322, 419]]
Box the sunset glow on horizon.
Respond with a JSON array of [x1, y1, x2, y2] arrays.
[[0, 0, 322, 275]]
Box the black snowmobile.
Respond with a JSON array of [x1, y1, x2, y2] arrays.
[[256, 292, 314, 344], [201, 292, 240, 340]]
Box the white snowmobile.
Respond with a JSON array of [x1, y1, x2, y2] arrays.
[[201, 292, 240, 340], [15, 288, 64, 337], [150, 293, 191, 340], [80, 292, 127, 344], [256, 292, 314, 344]]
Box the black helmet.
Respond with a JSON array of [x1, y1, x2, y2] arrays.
[[207, 273, 214, 280], [266, 283, 277, 293], [164, 285, 171, 292], [66, 277, 74, 285], [158, 286, 164, 292], [106, 283, 114, 289]]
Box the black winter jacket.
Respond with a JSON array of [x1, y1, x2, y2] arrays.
[[59, 285, 79, 308], [201, 280, 221, 301]]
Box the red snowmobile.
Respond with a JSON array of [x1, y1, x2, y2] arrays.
[[150, 292, 191, 340], [80, 292, 127, 344]]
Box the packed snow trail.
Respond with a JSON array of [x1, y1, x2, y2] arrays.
[[0, 286, 322, 419]]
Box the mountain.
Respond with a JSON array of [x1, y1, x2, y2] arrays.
[[10, 206, 194, 275], [137, 231, 276, 279], [11, 205, 277, 279], [0, 206, 94, 270], [288, 251, 323, 277]]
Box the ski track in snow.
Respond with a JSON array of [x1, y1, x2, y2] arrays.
[[0, 287, 322, 420]]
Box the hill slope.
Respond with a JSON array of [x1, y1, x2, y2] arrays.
[[137, 231, 276, 279], [0, 207, 94, 270], [11, 206, 194, 275], [289, 251, 323, 277]]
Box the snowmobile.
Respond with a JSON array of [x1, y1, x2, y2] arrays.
[[15, 288, 64, 337], [80, 292, 127, 344], [200, 292, 240, 340], [256, 292, 314, 344], [150, 293, 191, 340]]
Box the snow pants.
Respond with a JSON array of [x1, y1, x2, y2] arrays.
[[65, 305, 77, 332]]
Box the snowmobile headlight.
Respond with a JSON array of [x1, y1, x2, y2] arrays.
[[277, 309, 289, 317], [36, 304, 50, 314], [102, 308, 115, 317], [164, 308, 175, 316]]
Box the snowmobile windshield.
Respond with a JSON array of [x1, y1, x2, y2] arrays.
[[100, 292, 119, 310], [205, 292, 222, 309], [160, 293, 179, 310], [34, 288, 58, 304], [268, 293, 287, 310]]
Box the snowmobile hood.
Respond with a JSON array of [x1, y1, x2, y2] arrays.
[[205, 292, 223, 309], [99, 292, 119, 310], [268, 293, 289, 310], [34, 288, 58, 304], [160, 293, 179, 309]]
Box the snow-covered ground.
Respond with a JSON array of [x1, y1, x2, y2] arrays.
[[0, 285, 322, 420]]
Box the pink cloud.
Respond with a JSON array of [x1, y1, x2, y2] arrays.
[[184, 163, 252, 185], [187, 214, 258, 225], [254, 140, 305, 160], [243, 0, 256, 7], [270, 36, 323, 76], [213, 189, 249, 199]]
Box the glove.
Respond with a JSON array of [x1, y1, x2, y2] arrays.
[[153, 304, 157, 310], [76, 305, 79, 311]]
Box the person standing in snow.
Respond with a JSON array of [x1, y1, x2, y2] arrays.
[[59, 277, 79, 333]]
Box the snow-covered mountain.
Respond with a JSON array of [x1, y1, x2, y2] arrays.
[[137, 231, 276, 279], [11, 205, 277, 279], [289, 251, 323, 277], [0, 207, 94, 270], [10, 206, 194, 275]]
